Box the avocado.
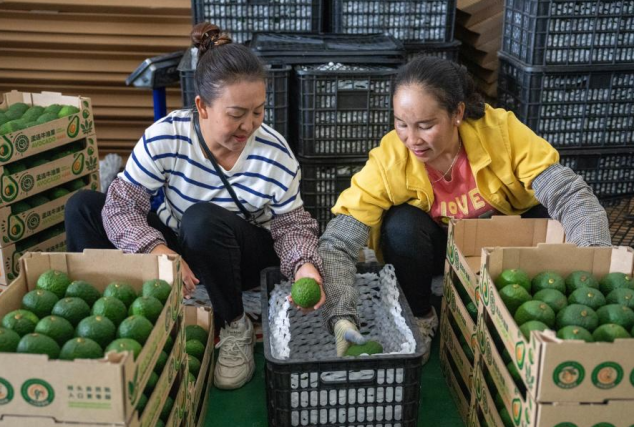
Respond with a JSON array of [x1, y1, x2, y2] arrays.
[[51, 297, 91, 326], [519, 320, 550, 340], [556, 325, 594, 342], [65, 280, 101, 307], [599, 272, 633, 295], [103, 281, 137, 308], [141, 279, 172, 304], [105, 338, 142, 360], [495, 269, 531, 293], [596, 304, 634, 330], [592, 323, 631, 342], [36, 269, 71, 299], [291, 277, 321, 308], [17, 333, 60, 359], [344, 340, 383, 356], [185, 339, 205, 360], [188, 354, 201, 377], [60, 337, 103, 360], [57, 105, 80, 118], [185, 325, 208, 344], [514, 301, 556, 328], [0, 327, 21, 352], [568, 287, 606, 310], [531, 271, 566, 294], [128, 296, 163, 324], [34, 315, 75, 346], [0, 120, 26, 136], [92, 296, 128, 327], [21, 106, 45, 123], [21, 289, 59, 319], [76, 315, 116, 349], [499, 284, 532, 315], [117, 315, 153, 345], [35, 113, 58, 125], [556, 304, 599, 332], [533, 289, 567, 313]]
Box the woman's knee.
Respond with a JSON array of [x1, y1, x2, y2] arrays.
[[65, 190, 105, 221], [180, 202, 234, 241]]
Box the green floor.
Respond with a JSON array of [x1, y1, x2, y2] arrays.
[[203, 336, 464, 427]]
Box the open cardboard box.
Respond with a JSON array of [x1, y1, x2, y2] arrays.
[[443, 259, 478, 351], [447, 217, 565, 305], [0, 250, 183, 424], [480, 244, 634, 403], [0, 91, 95, 166], [440, 327, 473, 424]]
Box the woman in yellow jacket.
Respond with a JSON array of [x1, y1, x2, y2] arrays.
[[319, 56, 611, 363]]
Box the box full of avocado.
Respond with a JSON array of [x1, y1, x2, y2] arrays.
[[0, 223, 67, 285], [443, 259, 478, 355], [479, 243, 634, 403], [447, 217, 565, 306], [0, 173, 99, 251], [470, 350, 634, 427], [0, 135, 99, 207], [162, 362, 190, 427], [439, 308, 473, 424], [181, 306, 214, 427], [0, 91, 95, 166], [0, 249, 184, 425]]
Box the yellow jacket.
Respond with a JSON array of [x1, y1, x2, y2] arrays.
[[332, 105, 560, 254]]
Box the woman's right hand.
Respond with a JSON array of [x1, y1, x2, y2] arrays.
[[151, 244, 199, 298]]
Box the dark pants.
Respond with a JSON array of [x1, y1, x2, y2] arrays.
[[65, 190, 280, 326], [380, 204, 550, 317]]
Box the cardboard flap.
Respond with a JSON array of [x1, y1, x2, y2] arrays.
[[609, 246, 634, 274]]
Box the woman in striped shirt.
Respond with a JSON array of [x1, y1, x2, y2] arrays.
[[65, 23, 323, 390]]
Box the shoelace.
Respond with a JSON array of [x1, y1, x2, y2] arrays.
[[215, 333, 252, 367]]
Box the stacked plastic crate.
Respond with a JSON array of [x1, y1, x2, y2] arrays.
[[0, 90, 100, 287], [496, 0, 634, 201]]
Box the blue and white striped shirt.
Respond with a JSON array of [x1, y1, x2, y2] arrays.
[[119, 109, 302, 233]]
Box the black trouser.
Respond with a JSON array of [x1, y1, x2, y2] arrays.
[[380, 204, 550, 317], [65, 190, 280, 326]]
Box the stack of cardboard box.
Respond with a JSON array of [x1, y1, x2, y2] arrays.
[[454, 0, 503, 100], [0, 0, 192, 161]]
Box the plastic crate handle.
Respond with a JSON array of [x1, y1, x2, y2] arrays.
[[319, 369, 376, 385]]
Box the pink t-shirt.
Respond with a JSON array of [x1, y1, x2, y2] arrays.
[[427, 147, 498, 227]]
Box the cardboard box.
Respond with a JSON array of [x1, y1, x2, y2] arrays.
[[0, 135, 99, 207], [446, 217, 565, 304], [183, 306, 214, 427], [164, 369, 189, 427], [0, 172, 99, 246], [441, 300, 474, 390], [479, 244, 634, 403], [0, 91, 95, 166], [443, 260, 478, 351], [1, 230, 67, 285], [471, 361, 634, 427], [0, 250, 184, 424], [439, 339, 472, 423]]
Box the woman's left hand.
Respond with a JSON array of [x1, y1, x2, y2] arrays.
[[288, 263, 325, 313]]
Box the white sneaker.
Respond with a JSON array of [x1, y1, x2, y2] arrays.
[[214, 315, 255, 390], [416, 307, 439, 366]]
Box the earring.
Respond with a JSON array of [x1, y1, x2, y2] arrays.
[[456, 120, 460, 125]]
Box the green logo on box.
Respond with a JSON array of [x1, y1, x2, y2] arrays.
[[0, 378, 14, 405], [20, 174, 34, 193], [1, 174, 19, 202], [553, 361, 584, 389], [515, 342, 526, 370], [21, 379, 54, 407], [67, 116, 80, 138], [592, 362, 623, 390], [15, 135, 29, 154], [26, 212, 40, 231]]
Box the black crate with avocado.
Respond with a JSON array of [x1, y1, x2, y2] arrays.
[[345, 340, 383, 356], [35, 315, 74, 346], [495, 268, 530, 293]]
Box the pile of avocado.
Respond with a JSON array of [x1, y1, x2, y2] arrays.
[[0, 103, 80, 135], [495, 269, 634, 342]]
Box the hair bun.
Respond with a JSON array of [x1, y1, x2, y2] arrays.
[[191, 23, 232, 56]]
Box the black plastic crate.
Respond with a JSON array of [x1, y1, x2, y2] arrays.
[[601, 195, 634, 247], [261, 264, 424, 427], [191, 0, 323, 44], [405, 40, 461, 62], [497, 53, 634, 149], [332, 0, 457, 43], [559, 148, 634, 199], [178, 48, 291, 139], [502, 0, 634, 65], [294, 64, 397, 159], [299, 157, 366, 233], [250, 33, 406, 65]]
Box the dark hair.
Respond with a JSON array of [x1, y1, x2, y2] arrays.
[[191, 23, 266, 105], [394, 56, 485, 120]]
